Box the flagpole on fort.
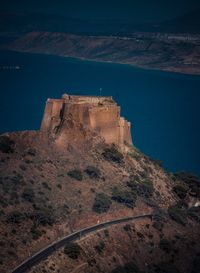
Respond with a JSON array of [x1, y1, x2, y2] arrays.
[[99, 88, 102, 96]]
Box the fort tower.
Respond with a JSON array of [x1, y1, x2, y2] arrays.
[[41, 94, 132, 150]]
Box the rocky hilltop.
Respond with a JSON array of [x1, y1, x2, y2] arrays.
[[41, 94, 132, 151], [0, 95, 200, 273]]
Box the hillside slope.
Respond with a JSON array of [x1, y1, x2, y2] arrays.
[[4, 31, 200, 75], [0, 128, 200, 273]]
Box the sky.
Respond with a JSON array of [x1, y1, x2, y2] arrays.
[[1, 0, 200, 23]]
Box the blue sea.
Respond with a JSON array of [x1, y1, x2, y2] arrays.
[[0, 50, 200, 177]]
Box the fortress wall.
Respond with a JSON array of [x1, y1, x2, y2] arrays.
[[89, 106, 120, 144], [51, 100, 64, 117], [48, 100, 64, 133], [118, 117, 125, 147], [64, 95, 114, 105], [40, 100, 54, 131], [123, 120, 132, 145], [41, 99, 64, 132], [118, 118, 132, 148], [63, 103, 90, 126], [41, 95, 133, 150]]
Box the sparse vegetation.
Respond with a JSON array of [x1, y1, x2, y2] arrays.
[[104, 229, 109, 237], [127, 179, 154, 198], [153, 220, 163, 232], [168, 205, 187, 225], [19, 164, 27, 171], [123, 224, 131, 232], [27, 148, 36, 156], [95, 240, 105, 254], [187, 207, 200, 223], [22, 187, 35, 202], [42, 182, 51, 191], [31, 227, 43, 240], [7, 211, 25, 224], [112, 186, 137, 208], [92, 193, 111, 213], [173, 184, 188, 199], [0, 135, 14, 153], [57, 183, 62, 189], [84, 166, 101, 179], [174, 172, 200, 197], [128, 150, 142, 160], [67, 169, 83, 181], [102, 145, 124, 163], [31, 207, 55, 226], [1, 128, 200, 273], [64, 242, 81, 259], [159, 238, 173, 253]]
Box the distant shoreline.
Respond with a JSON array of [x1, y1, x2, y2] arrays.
[[2, 30, 200, 77], [1, 48, 200, 78]]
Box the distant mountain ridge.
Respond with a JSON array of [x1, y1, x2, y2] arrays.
[[0, 9, 200, 36], [4, 30, 200, 75]]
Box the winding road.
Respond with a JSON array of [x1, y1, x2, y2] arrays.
[[11, 214, 153, 273]]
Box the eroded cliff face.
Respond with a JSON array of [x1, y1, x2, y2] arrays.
[[40, 94, 132, 150]]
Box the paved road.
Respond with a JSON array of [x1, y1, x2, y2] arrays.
[[11, 214, 153, 273]]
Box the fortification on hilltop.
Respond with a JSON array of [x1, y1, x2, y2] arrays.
[[41, 94, 132, 150]]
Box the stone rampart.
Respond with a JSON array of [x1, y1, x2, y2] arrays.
[[41, 94, 132, 149]]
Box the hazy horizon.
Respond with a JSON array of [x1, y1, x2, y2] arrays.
[[1, 0, 200, 23]]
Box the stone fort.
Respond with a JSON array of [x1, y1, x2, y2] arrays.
[[41, 94, 132, 150]]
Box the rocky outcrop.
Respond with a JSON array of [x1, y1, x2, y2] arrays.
[[41, 94, 132, 150]]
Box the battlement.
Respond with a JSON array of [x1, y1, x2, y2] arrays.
[[62, 94, 114, 104], [41, 94, 132, 150], [47, 94, 115, 105]]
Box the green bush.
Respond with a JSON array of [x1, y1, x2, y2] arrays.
[[31, 207, 55, 226], [84, 166, 101, 179], [7, 211, 25, 224], [27, 148, 36, 156], [127, 179, 154, 198], [187, 207, 200, 223], [102, 145, 124, 163], [64, 242, 81, 259], [67, 169, 83, 181], [87, 258, 97, 266], [174, 172, 200, 197], [123, 224, 131, 232], [159, 239, 173, 253], [112, 187, 137, 208], [104, 229, 109, 237], [42, 182, 51, 191], [173, 184, 188, 199], [168, 205, 187, 225], [153, 220, 163, 231], [22, 187, 35, 202], [95, 241, 105, 254], [0, 135, 14, 153], [92, 193, 112, 213], [31, 228, 43, 240]]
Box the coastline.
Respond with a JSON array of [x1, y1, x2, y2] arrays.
[[1, 48, 200, 77]]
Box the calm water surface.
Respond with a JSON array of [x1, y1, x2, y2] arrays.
[[0, 50, 200, 176]]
